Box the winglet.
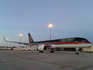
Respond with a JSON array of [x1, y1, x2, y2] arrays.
[[3, 36, 7, 42]]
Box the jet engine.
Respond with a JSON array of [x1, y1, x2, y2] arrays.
[[38, 45, 45, 53]]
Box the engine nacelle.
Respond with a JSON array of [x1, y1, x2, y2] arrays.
[[38, 45, 45, 51]]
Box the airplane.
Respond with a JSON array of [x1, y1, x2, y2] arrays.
[[3, 33, 92, 54]]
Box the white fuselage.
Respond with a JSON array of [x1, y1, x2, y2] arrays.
[[51, 43, 92, 48]]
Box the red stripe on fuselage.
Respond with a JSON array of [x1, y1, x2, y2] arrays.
[[43, 42, 91, 45]]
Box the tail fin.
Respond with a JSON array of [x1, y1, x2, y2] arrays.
[[28, 33, 34, 43]]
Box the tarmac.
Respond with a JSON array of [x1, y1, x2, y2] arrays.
[[0, 50, 93, 70]]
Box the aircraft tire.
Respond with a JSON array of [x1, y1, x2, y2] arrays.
[[50, 51, 54, 53], [39, 51, 43, 53], [75, 52, 79, 55]]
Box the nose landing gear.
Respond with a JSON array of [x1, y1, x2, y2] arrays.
[[75, 48, 79, 55]]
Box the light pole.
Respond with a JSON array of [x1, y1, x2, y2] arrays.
[[19, 34, 23, 47], [6, 38, 9, 47], [48, 24, 53, 40]]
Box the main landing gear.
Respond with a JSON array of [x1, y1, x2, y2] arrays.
[[50, 48, 54, 53], [75, 48, 79, 55], [39, 51, 43, 53]]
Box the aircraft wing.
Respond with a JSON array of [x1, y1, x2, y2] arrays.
[[3, 36, 29, 45], [5, 40, 29, 45]]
